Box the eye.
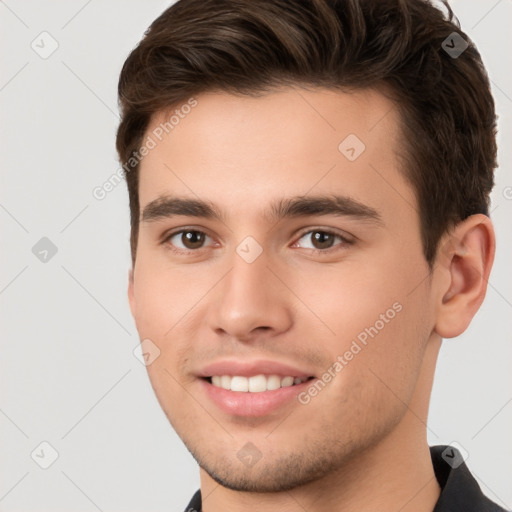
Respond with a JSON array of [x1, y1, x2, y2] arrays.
[[294, 229, 351, 252], [163, 229, 213, 252], [161, 228, 351, 255]]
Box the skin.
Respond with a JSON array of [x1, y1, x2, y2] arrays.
[[127, 86, 495, 512]]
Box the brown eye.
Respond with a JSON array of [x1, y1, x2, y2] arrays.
[[310, 231, 336, 249], [295, 229, 349, 252], [165, 230, 211, 251], [181, 231, 205, 249]]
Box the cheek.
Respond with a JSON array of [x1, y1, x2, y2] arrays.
[[131, 253, 204, 337], [131, 258, 210, 394], [291, 260, 405, 341], [293, 253, 431, 394]]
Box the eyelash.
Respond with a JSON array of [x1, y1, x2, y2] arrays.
[[161, 228, 353, 256]]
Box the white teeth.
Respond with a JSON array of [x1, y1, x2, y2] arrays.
[[220, 375, 231, 390], [248, 375, 267, 392], [209, 374, 310, 392], [281, 376, 294, 387], [267, 375, 281, 390], [230, 376, 249, 392]]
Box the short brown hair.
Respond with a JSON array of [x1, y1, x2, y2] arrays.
[[116, 0, 497, 267]]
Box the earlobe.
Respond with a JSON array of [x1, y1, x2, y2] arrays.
[[434, 214, 495, 339]]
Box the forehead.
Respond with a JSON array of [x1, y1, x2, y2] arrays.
[[137, 86, 416, 224]]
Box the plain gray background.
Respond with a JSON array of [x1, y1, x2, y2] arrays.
[[1, 1, 511, 510]]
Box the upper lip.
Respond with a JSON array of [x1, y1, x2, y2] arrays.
[[197, 359, 315, 378]]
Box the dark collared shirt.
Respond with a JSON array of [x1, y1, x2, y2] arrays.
[[183, 445, 508, 511]]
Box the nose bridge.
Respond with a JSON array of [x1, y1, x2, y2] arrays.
[[208, 243, 292, 338], [226, 233, 273, 293], [223, 247, 275, 313]]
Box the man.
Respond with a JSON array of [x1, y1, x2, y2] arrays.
[[116, 0, 506, 510]]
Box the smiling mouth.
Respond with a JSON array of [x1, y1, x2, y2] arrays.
[[202, 374, 315, 393]]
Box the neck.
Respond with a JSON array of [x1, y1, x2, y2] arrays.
[[199, 337, 442, 512]]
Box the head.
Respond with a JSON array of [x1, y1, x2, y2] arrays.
[[117, 0, 497, 494]]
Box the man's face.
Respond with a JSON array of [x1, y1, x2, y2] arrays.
[[129, 86, 437, 491]]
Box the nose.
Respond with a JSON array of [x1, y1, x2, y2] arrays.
[[206, 248, 294, 342]]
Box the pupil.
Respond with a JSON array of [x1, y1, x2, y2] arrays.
[[183, 231, 204, 249], [313, 231, 333, 249]]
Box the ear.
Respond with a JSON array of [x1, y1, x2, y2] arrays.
[[128, 267, 136, 319], [434, 214, 495, 339]]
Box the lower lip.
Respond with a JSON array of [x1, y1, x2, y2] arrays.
[[199, 378, 314, 417]]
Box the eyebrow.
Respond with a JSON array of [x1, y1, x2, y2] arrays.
[[141, 194, 383, 226]]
